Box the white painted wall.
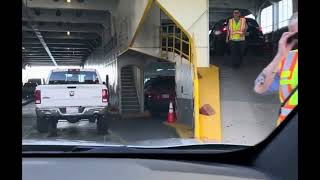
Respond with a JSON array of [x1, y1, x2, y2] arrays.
[[131, 2, 161, 58], [167, 52, 193, 100], [114, 0, 150, 53]]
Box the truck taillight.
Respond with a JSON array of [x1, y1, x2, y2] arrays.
[[102, 89, 108, 102], [35, 90, 41, 104]]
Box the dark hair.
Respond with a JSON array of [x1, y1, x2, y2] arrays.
[[233, 8, 240, 12]]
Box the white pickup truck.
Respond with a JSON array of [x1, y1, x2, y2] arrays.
[[35, 68, 109, 134]]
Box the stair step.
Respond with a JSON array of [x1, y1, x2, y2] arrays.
[[122, 104, 139, 107], [122, 90, 137, 93], [121, 83, 134, 85], [122, 89, 136, 92], [121, 77, 133, 80], [122, 96, 138, 99], [122, 99, 138, 101], [122, 105, 139, 107], [122, 109, 139, 113], [122, 96, 137, 99], [121, 81, 135, 84], [122, 106, 139, 109], [121, 101, 139, 106], [121, 72, 132, 74], [121, 85, 135, 87], [121, 75, 133, 77], [121, 78, 134, 81], [121, 88, 135, 90], [122, 94, 137, 96]]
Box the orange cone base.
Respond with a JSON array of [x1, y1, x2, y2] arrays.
[[166, 113, 175, 123]]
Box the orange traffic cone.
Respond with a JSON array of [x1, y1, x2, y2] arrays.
[[166, 101, 175, 123]]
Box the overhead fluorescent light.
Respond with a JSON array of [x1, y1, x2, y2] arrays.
[[67, 31, 70, 36], [156, 69, 163, 71], [66, 0, 71, 3], [22, 47, 25, 50]]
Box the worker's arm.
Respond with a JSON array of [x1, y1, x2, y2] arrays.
[[254, 54, 282, 94], [254, 31, 298, 94]]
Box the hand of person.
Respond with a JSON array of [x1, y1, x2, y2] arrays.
[[277, 32, 298, 59]]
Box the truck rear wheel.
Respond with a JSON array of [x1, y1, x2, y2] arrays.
[[36, 117, 48, 133], [97, 116, 108, 134], [48, 118, 58, 136]]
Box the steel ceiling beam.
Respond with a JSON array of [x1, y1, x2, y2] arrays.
[[22, 0, 58, 66], [25, 0, 118, 11], [22, 38, 93, 46], [23, 55, 87, 57], [22, 8, 110, 28], [23, 52, 88, 56], [22, 44, 93, 50], [22, 21, 103, 34], [22, 49, 90, 53], [22, 31, 100, 40]]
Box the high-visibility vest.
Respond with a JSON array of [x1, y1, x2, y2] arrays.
[[228, 17, 246, 41], [277, 49, 298, 126]]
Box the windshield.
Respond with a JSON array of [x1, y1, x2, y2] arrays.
[[22, 0, 297, 151], [48, 71, 99, 84]]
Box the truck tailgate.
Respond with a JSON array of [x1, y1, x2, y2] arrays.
[[38, 84, 107, 107]]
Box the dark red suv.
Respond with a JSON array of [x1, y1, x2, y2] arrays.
[[144, 76, 176, 115]]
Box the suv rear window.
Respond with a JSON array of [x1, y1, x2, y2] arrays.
[[48, 71, 99, 84], [151, 78, 175, 89]]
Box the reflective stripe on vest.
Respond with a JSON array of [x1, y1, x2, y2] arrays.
[[278, 50, 298, 125], [229, 18, 245, 41]]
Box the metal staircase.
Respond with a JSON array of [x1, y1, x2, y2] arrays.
[[120, 66, 140, 113]]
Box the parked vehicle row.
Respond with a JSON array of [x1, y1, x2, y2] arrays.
[[144, 76, 176, 115]]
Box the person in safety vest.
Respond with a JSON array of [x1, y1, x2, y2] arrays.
[[226, 8, 247, 69], [254, 12, 298, 126]]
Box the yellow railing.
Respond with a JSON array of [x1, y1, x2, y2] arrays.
[[160, 24, 191, 61], [159, 23, 201, 139]]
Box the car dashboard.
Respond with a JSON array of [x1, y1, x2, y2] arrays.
[[23, 157, 270, 180]]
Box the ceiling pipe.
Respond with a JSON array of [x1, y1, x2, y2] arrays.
[[22, 0, 58, 66]]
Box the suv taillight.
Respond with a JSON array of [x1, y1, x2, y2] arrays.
[[35, 90, 41, 104], [222, 27, 227, 32], [102, 89, 108, 102]]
